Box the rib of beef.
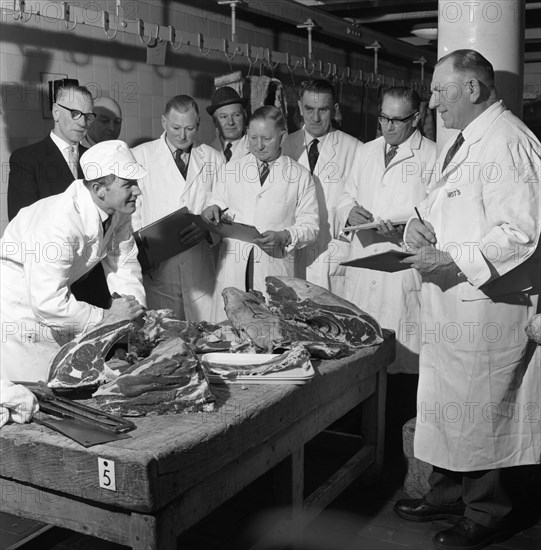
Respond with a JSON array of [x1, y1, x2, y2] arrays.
[[93, 337, 215, 416], [266, 276, 383, 348], [47, 319, 136, 389], [222, 287, 350, 358]]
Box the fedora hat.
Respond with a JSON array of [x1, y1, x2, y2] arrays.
[[206, 86, 248, 115]]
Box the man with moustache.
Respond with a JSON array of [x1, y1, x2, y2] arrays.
[[202, 106, 319, 322], [1, 140, 147, 384], [207, 86, 249, 163], [282, 79, 362, 297], [7, 84, 111, 308], [81, 96, 123, 147], [132, 95, 222, 322], [395, 49, 540, 550]]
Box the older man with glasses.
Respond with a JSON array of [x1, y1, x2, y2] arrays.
[[7, 84, 113, 309], [337, 86, 436, 449]]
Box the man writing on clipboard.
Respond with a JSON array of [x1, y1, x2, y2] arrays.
[[202, 106, 319, 322]]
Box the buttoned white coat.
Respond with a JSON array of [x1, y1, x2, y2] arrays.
[[282, 128, 362, 297], [208, 153, 319, 322], [412, 101, 541, 471], [132, 134, 223, 322], [0, 180, 145, 383], [337, 130, 436, 374]]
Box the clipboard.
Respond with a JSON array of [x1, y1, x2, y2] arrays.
[[134, 206, 198, 273], [343, 218, 409, 233], [188, 215, 263, 243], [340, 250, 415, 273]]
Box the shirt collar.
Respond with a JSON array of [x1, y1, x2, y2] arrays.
[[303, 127, 330, 148], [50, 130, 76, 152]]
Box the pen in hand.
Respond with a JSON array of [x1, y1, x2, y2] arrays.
[[414, 207, 426, 226], [219, 207, 233, 224]]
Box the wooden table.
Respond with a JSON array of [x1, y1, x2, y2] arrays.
[[0, 333, 394, 549]]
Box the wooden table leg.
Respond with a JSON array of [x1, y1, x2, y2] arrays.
[[130, 511, 177, 550]]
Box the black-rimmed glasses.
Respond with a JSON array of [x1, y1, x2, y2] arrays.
[[378, 111, 418, 127], [57, 103, 96, 123]]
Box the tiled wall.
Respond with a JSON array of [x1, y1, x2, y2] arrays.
[[0, 0, 422, 235]]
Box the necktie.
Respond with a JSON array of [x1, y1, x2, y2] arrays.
[[67, 144, 78, 179], [442, 132, 465, 171], [175, 149, 188, 179], [308, 138, 319, 174], [224, 142, 233, 163], [384, 144, 398, 168], [102, 217, 111, 235], [259, 162, 270, 186]]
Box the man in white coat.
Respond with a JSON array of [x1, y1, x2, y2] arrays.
[[0, 140, 147, 384], [337, 86, 436, 452], [282, 79, 362, 297], [132, 95, 223, 322], [395, 50, 541, 550], [202, 106, 319, 322], [206, 86, 250, 163], [338, 87, 436, 375]]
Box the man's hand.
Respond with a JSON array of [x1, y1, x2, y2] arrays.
[[201, 205, 222, 225], [0, 380, 39, 427], [254, 230, 289, 255], [179, 223, 209, 247], [103, 295, 146, 324], [375, 219, 404, 242], [347, 204, 374, 226], [402, 246, 460, 279], [404, 219, 437, 249]]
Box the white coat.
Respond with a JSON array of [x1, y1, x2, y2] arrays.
[[0, 180, 145, 383], [337, 130, 436, 374], [412, 101, 541, 471], [131, 134, 223, 322], [208, 153, 319, 322], [209, 134, 250, 163], [282, 128, 362, 297]]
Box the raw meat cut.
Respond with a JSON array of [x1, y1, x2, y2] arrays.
[[128, 309, 236, 357], [47, 319, 136, 389], [93, 337, 214, 416], [222, 287, 350, 358], [266, 276, 383, 347]]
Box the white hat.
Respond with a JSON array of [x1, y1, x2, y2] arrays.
[[80, 140, 148, 181]]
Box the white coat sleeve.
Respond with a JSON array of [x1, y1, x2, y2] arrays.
[[285, 169, 319, 249], [206, 163, 230, 212], [337, 144, 365, 230], [24, 226, 103, 337], [0, 379, 39, 427], [102, 214, 146, 307], [457, 140, 541, 287]]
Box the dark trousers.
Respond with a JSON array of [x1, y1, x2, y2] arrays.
[[425, 465, 541, 528]]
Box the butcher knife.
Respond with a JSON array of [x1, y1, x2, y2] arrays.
[[16, 382, 136, 447]]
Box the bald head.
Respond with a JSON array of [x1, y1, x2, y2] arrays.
[[87, 96, 123, 143]]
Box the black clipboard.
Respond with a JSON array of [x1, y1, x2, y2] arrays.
[[340, 250, 415, 273], [187, 214, 263, 243], [134, 207, 197, 273]]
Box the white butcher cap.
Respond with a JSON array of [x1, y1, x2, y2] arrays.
[[80, 140, 148, 181]]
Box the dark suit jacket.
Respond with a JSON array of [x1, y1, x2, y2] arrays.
[[8, 135, 87, 220], [8, 135, 111, 308]]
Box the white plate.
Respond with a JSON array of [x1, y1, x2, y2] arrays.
[[201, 353, 315, 385]]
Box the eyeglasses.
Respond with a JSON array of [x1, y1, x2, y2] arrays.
[[57, 103, 96, 123], [378, 112, 418, 127]]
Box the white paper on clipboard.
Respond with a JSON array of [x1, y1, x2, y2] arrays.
[[188, 215, 262, 243], [343, 218, 409, 233]]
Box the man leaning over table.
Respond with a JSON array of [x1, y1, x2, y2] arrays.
[[0, 140, 147, 386], [131, 95, 223, 322]]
